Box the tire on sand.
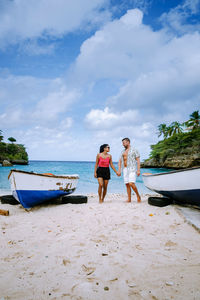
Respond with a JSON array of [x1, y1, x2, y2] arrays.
[[61, 195, 88, 204], [148, 196, 173, 207], [0, 195, 19, 205]]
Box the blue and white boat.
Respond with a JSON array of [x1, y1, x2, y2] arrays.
[[142, 167, 200, 207], [8, 170, 79, 209]]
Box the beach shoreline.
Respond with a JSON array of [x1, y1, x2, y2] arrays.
[[0, 193, 200, 299]]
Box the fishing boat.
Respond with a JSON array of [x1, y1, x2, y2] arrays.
[[8, 170, 79, 209], [142, 167, 200, 207]]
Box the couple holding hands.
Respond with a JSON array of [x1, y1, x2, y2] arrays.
[[94, 137, 141, 203]]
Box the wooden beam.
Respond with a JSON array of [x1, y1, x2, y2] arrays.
[[0, 209, 9, 216]]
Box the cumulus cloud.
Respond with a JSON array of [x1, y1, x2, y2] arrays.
[[0, 74, 80, 128], [72, 9, 157, 82], [1, 3, 200, 161], [85, 107, 139, 129], [84, 115, 156, 159], [0, 70, 82, 159], [73, 8, 200, 122], [73, 6, 200, 159], [0, 0, 110, 49], [33, 87, 80, 123], [15, 121, 76, 160], [84, 104, 157, 159], [0, 110, 24, 128]]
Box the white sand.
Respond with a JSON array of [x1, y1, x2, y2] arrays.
[[0, 194, 200, 300]]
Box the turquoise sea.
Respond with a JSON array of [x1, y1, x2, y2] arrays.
[[0, 160, 170, 195]]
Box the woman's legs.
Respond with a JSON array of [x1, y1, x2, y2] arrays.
[[97, 177, 104, 203], [102, 180, 109, 202]]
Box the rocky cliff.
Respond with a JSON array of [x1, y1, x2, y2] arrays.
[[141, 148, 200, 169], [141, 128, 200, 169], [0, 142, 28, 166]]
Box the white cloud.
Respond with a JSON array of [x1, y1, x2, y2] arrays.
[[59, 117, 73, 130], [84, 104, 157, 160], [19, 40, 56, 55], [1, 5, 200, 161], [72, 9, 166, 84], [107, 32, 200, 116], [160, 0, 200, 34], [120, 8, 143, 27], [73, 8, 200, 120], [85, 107, 139, 129], [111, 0, 151, 16], [0, 71, 81, 159], [0, 0, 110, 49], [33, 87, 80, 123], [74, 7, 200, 159], [0, 110, 24, 127], [0, 74, 80, 128], [83, 117, 156, 160]]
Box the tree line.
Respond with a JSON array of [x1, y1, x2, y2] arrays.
[[0, 130, 16, 143], [0, 130, 28, 162], [157, 111, 200, 139], [147, 110, 200, 164]]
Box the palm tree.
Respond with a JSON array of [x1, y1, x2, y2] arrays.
[[185, 110, 200, 130], [168, 121, 183, 136], [8, 137, 16, 143], [0, 130, 3, 142], [157, 123, 169, 139]]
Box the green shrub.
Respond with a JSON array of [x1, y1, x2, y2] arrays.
[[149, 127, 200, 160]]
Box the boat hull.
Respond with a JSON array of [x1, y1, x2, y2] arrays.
[[142, 167, 200, 207], [155, 189, 200, 206], [9, 170, 79, 209]]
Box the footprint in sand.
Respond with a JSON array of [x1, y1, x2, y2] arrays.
[[82, 264, 96, 275], [132, 224, 144, 230], [165, 240, 177, 247]]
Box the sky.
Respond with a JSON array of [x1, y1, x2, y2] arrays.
[[0, 0, 200, 162]]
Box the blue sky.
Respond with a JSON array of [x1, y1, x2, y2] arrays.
[[0, 0, 200, 161]]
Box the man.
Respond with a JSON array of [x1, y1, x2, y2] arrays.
[[118, 138, 141, 203]]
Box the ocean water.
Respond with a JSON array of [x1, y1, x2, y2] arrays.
[[0, 160, 170, 195]]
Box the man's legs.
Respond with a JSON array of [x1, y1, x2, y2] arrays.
[[125, 183, 131, 202], [129, 182, 141, 203], [124, 168, 131, 202]]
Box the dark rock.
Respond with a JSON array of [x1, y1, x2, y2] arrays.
[[11, 159, 28, 165], [2, 160, 13, 167]]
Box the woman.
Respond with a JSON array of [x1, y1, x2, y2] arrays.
[[94, 144, 118, 203]]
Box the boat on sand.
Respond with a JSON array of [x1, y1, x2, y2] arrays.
[[8, 169, 79, 209], [142, 167, 200, 207]]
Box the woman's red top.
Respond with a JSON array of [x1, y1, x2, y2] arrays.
[[98, 156, 110, 167]]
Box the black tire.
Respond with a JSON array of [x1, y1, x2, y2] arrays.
[[61, 195, 88, 204], [148, 196, 173, 207], [0, 195, 19, 205]]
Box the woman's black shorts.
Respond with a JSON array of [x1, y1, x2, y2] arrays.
[[97, 167, 110, 180]]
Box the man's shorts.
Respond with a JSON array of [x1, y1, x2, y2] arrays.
[[123, 167, 136, 184]]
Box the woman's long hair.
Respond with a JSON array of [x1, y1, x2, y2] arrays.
[[99, 144, 109, 153]]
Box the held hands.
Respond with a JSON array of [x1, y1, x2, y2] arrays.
[[137, 170, 140, 176], [116, 171, 121, 177]]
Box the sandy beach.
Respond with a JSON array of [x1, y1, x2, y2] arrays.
[[0, 194, 200, 300]]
